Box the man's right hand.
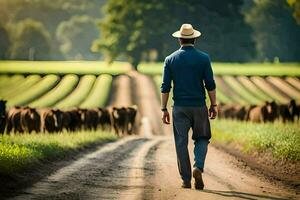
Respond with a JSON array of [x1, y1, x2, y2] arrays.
[[162, 110, 170, 124], [208, 105, 218, 119]]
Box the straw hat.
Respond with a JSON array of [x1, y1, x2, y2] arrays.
[[172, 24, 201, 39]]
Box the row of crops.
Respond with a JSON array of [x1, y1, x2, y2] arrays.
[[152, 75, 300, 105], [0, 74, 113, 108]]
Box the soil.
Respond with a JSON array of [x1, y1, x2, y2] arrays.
[[1, 72, 299, 200]]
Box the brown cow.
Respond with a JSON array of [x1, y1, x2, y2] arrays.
[[61, 110, 72, 132], [126, 105, 137, 134], [112, 107, 128, 136], [0, 100, 7, 134], [278, 104, 293, 123], [40, 108, 63, 133], [248, 101, 278, 123], [20, 107, 40, 133], [98, 107, 112, 131], [68, 108, 82, 131], [220, 104, 236, 119], [289, 99, 299, 122], [233, 105, 247, 121], [84, 108, 99, 131], [6, 106, 23, 133]]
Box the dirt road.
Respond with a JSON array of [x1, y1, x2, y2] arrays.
[[8, 73, 299, 200]]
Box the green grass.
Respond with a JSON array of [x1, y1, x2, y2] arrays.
[[0, 61, 131, 75], [29, 74, 79, 108], [211, 119, 300, 161], [80, 74, 113, 108], [138, 62, 300, 76], [0, 131, 117, 175], [7, 75, 60, 107]]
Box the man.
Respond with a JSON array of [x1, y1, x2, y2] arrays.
[[161, 24, 217, 190]]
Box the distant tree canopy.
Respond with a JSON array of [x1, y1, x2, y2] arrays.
[[0, 0, 106, 60], [94, 0, 256, 68], [0, 25, 11, 59], [287, 0, 300, 24], [56, 15, 100, 60], [0, 0, 300, 63], [246, 0, 300, 62], [10, 19, 51, 60]]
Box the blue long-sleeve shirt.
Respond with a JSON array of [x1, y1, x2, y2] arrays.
[[161, 46, 216, 107]]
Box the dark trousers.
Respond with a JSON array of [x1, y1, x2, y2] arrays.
[[172, 106, 211, 181]]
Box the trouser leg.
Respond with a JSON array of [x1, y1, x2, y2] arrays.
[[172, 108, 192, 181], [193, 138, 209, 171]]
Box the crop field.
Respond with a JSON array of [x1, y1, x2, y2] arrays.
[[0, 61, 131, 75], [139, 62, 300, 76], [0, 74, 113, 108], [0, 61, 299, 176], [152, 75, 300, 105]]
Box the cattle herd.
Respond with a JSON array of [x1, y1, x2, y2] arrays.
[[0, 98, 299, 135], [218, 99, 300, 123], [0, 100, 138, 135]]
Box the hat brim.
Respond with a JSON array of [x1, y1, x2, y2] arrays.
[[172, 30, 201, 38]]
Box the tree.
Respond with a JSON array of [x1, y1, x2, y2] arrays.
[[287, 0, 300, 24], [245, 0, 300, 62], [56, 15, 100, 60], [10, 18, 51, 60], [94, 0, 255, 68], [0, 25, 11, 59]]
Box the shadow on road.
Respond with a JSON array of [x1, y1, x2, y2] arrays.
[[202, 189, 290, 200]]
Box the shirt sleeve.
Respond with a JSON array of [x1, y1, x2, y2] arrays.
[[161, 58, 172, 93], [204, 56, 216, 91]]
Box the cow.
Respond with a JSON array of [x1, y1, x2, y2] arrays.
[[68, 109, 82, 131], [248, 102, 269, 123], [278, 104, 293, 123], [289, 99, 299, 122], [6, 106, 23, 133], [219, 104, 236, 119], [61, 110, 72, 132], [111, 106, 128, 136], [233, 105, 247, 121], [84, 108, 99, 131], [76, 108, 88, 130], [98, 107, 112, 131], [40, 108, 63, 133], [126, 105, 137, 134], [248, 101, 278, 123], [0, 100, 7, 134], [20, 107, 41, 133]]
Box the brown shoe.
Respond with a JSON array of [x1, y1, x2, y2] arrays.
[[181, 180, 191, 188], [193, 168, 204, 190]]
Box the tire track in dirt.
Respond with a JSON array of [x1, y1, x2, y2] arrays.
[[144, 135, 298, 200], [9, 137, 162, 200]]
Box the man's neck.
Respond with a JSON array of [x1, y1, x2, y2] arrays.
[[181, 44, 194, 47]]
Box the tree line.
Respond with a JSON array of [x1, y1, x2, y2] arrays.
[[0, 0, 299, 66], [0, 0, 105, 60]]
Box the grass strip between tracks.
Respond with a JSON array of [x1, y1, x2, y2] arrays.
[[0, 131, 117, 175], [211, 119, 300, 161]]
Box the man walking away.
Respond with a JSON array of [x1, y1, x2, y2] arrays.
[[160, 24, 217, 190]]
